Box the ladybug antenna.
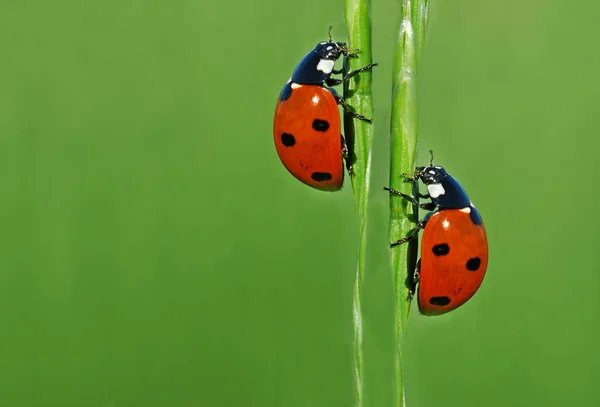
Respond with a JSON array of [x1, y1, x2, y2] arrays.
[[429, 150, 434, 166], [328, 25, 333, 42]]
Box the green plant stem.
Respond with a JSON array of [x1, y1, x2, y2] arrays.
[[343, 1, 375, 406], [389, 1, 430, 406]]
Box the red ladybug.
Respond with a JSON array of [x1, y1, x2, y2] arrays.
[[385, 152, 488, 315], [273, 29, 377, 191]]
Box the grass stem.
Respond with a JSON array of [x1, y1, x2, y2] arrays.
[[389, 1, 430, 406], [343, 0, 375, 405]]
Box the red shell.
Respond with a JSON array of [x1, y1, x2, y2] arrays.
[[418, 209, 488, 316], [273, 84, 343, 191]]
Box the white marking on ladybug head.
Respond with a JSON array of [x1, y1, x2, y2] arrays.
[[290, 83, 301, 89], [428, 170, 436, 175], [326, 45, 333, 50], [316, 59, 335, 74], [459, 207, 471, 213], [286, 78, 292, 83], [427, 183, 445, 198]]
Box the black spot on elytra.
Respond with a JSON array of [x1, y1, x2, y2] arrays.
[[466, 257, 481, 271], [312, 119, 330, 132], [432, 243, 450, 256], [281, 133, 295, 147], [311, 172, 332, 182], [429, 296, 451, 306]]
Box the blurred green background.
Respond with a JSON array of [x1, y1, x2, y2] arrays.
[[1, 0, 599, 406]]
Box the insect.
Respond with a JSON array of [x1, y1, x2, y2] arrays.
[[273, 28, 377, 191], [385, 151, 488, 315]]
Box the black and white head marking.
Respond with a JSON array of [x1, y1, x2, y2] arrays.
[[316, 58, 335, 74], [312, 41, 348, 75], [289, 40, 352, 85], [413, 164, 472, 210], [415, 165, 449, 186], [313, 42, 347, 64], [413, 165, 449, 199], [427, 183, 446, 198]]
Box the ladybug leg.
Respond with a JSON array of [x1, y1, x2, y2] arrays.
[[408, 260, 421, 299], [384, 187, 436, 210], [391, 211, 434, 247], [332, 68, 344, 75], [390, 217, 427, 247], [326, 63, 378, 86], [342, 134, 353, 175], [334, 94, 372, 122], [344, 62, 378, 80], [345, 50, 360, 58], [327, 88, 372, 122]]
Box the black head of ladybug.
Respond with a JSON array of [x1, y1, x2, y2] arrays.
[[411, 151, 448, 185], [414, 165, 449, 185], [409, 150, 471, 209], [313, 41, 354, 61], [290, 29, 358, 85]]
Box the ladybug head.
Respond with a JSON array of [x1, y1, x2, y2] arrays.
[[411, 150, 448, 185], [414, 165, 449, 185], [412, 164, 450, 201], [313, 25, 358, 61], [290, 28, 360, 85], [314, 41, 353, 62]]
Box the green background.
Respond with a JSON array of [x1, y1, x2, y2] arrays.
[[1, 0, 598, 406]]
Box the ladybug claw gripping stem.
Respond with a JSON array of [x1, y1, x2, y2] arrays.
[[390, 234, 416, 247]]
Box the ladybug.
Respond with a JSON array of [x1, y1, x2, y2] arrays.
[[273, 28, 377, 191], [385, 151, 488, 316]]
